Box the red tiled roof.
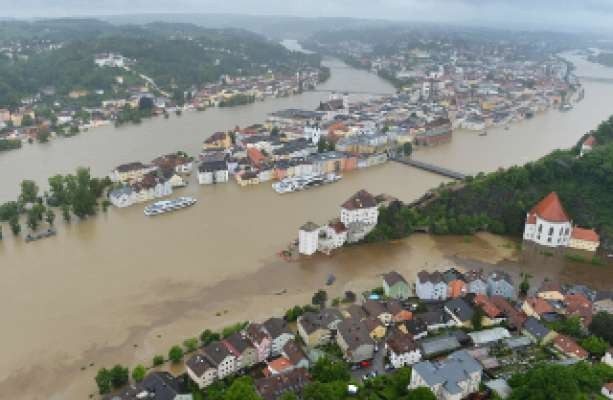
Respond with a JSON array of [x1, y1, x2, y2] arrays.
[[583, 135, 596, 147], [529, 192, 570, 223], [341, 189, 377, 210], [571, 227, 599, 242], [474, 294, 502, 319], [526, 297, 554, 316], [266, 357, 293, 375], [553, 335, 588, 359]]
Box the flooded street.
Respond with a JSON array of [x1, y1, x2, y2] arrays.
[[1, 49, 613, 399]]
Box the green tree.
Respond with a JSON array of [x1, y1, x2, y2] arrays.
[[519, 272, 531, 297], [284, 305, 305, 322], [95, 368, 112, 394], [183, 337, 199, 352], [471, 305, 485, 330], [26, 209, 39, 231], [200, 329, 220, 345], [168, 345, 184, 363], [312, 289, 328, 308], [549, 316, 582, 338], [45, 209, 55, 226], [61, 204, 71, 223], [310, 357, 350, 383], [9, 215, 21, 235], [21, 114, 34, 127], [20, 180, 39, 203], [403, 142, 413, 157], [407, 386, 437, 400], [152, 354, 164, 366], [37, 129, 50, 143], [302, 381, 346, 400], [110, 364, 129, 388], [581, 336, 608, 357], [131, 364, 146, 382], [278, 392, 298, 400], [224, 377, 262, 400], [508, 364, 579, 400], [589, 312, 613, 345]]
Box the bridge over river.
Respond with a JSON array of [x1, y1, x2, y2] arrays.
[[391, 157, 467, 180]]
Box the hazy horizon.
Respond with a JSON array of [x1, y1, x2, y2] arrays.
[[2, 0, 613, 34]]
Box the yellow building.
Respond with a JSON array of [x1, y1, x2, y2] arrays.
[[568, 227, 600, 252]]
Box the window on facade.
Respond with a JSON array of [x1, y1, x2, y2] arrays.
[[538, 224, 542, 233], [549, 227, 554, 235]]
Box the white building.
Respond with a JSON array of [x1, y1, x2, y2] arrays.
[[298, 222, 320, 256], [340, 190, 379, 226], [386, 331, 422, 369], [198, 158, 229, 185], [409, 350, 482, 400], [304, 123, 321, 145], [580, 135, 596, 157], [523, 192, 572, 247], [602, 349, 613, 367], [416, 270, 448, 301], [94, 53, 129, 68]]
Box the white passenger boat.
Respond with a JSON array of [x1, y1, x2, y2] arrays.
[[144, 197, 197, 216], [272, 173, 342, 194]]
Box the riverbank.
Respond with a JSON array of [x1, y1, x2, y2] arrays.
[[2, 51, 613, 400]]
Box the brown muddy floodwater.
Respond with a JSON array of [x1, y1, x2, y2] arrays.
[[0, 50, 613, 399]]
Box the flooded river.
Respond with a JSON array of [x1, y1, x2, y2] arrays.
[[1, 48, 612, 399]]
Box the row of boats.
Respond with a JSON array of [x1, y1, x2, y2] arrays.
[[142, 174, 340, 216], [144, 197, 197, 216], [272, 173, 342, 194]]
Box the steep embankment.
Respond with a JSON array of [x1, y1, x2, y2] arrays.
[[368, 116, 613, 250]]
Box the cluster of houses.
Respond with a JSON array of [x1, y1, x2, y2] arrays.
[[312, 35, 581, 134], [107, 265, 613, 400], [195, 94, 395, 188], [299, 189, 382, 255], [108, 153, 193, 208], [0, 54, 325, 148]]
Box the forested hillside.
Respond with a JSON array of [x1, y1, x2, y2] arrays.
[[368, 116, 613, 251], [0, 20, 321, 108]]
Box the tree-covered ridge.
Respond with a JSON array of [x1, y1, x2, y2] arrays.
[[368, 116, 613, 251], [0, 20, 321, 108]]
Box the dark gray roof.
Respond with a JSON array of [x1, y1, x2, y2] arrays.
[[383, 271, 408, 287], [298, 309, 343, 335], [186, 351, 215, 377], [442, 268, 466, 283], [203, 341, 233, 366], [263, 317, 293, 339], [417, 270, 445, 284], [282, 340, 308, 365], [413, 350, 481, 395], [386, 330, 417, 354], [445, 298, 475, 322], [107, 372, 191, 400], [523, 317, 551, 340], [255, 368, 311, 400], [594, 290, 613, 302], [487, 270, 513, 285], [337, 318, 374, 350], [224, 332, 254, 355], [419, 335, 461, 357], [363, 300, 388, 317]]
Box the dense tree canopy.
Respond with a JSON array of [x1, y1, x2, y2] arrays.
[[369, 115, 613, 250], [508, 362, 613, 400]]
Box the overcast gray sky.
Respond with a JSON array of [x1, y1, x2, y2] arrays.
[[2, 0, 612, 33]]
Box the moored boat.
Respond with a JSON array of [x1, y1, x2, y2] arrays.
[[272, 173, 342, 194], [144, 196, 197, 216]]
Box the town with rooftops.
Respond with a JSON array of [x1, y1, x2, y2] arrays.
[[102, 188, 613, 400]]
